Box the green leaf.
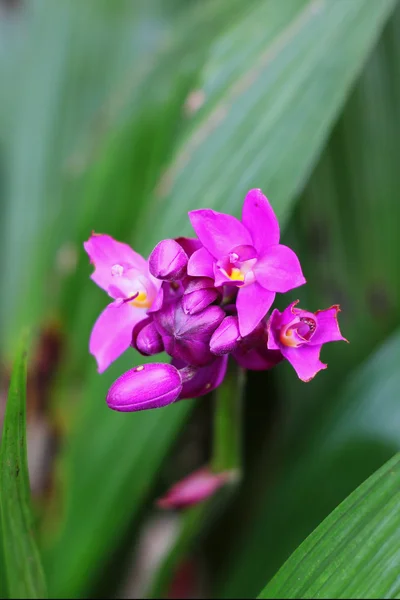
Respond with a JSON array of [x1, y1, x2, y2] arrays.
[[258, 452, 400, 599], [137, 0, 396, 248], [0, 337, 47, 599]]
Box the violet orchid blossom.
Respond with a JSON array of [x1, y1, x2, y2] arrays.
[[267, 301, 348, 381], [187, 189, 306, 336], [84, 233, 161, 373]]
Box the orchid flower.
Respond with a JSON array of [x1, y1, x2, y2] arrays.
[[187, 189, 306, 337], [267, 301, 348, 381], [84, 233, 161, 373]]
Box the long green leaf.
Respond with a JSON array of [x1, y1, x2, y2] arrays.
[[258, 452, 400, 599], [137, 0, 395, 248], [0, 338, 47, 599]]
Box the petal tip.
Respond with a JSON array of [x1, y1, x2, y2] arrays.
[[300, 361, 327, 383]]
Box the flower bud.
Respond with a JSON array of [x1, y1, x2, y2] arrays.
[[210, 316, 240, 355], [184, 277, 215, 294], [182, 288, 218, 315], [157, 467, 234, 510], [154, 301, 225, 367], [149, 239, 188, 281], [177, 356, 228, 399], [136, 321, 164, 356], [106, 363, 182, 412]]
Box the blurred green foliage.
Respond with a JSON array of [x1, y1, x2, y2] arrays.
[[0, 0, 399, 598]]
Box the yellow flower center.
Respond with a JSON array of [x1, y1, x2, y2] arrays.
[[228, 267, 245, 282], [130, 290, 152, 309], [279, 327, 300, 348]]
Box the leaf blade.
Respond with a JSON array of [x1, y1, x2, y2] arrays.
[[137, 0, 396, 249], [0, 337, 47, 599], [258, 452, 400, 599]]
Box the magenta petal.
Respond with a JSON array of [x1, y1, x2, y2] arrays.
[[84, 233, 147, 292], [255, 244, 306, 293], [266, 308, 283, 350], [90, 302, 145, 373], [282, 344, 327, 382], [106, 363, 182, 412], [237, 283, 275, 337], [147, 286, 164, 313], [187, 247, 215, 278], [311, 306, 347, 345], [242, 189, 280, 253], [189, 209, 252, 258], [174, 355, 228, 399], [230, 244, 258, 261], [157, 466, 231, 509]]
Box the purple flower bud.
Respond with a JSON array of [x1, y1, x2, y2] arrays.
[[184, 277, 215, 294], [210, 316, 240, 355], [173, 356, 228, 399], [131, 317, 152, 349], [153, 300, 225, 367], [136, 321, 164, 356], [149, 239, 188, 281], [182, 288, 219, 315], [174, 237, 202, 257], [233, 346, 282, 371], [106, 363, 182, 412]]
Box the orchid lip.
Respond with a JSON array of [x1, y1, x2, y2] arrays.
[[216, 255, 257, 286], [279, 316, 317, 348]]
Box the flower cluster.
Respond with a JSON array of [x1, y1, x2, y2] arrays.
[[84, 189, 346, 412]]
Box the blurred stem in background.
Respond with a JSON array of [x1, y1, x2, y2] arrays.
[[147, 361, 245, 598], [212, 363, 244, 475]]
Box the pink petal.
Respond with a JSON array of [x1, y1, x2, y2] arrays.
[[242, 189, 280, 252], [281, 344, 327, 382], [187, 247, 215, 278], [311, 305, 348, 346], [157, 467, 232, 510], [89, 302, 145, 373], [255, 244, 306, 293], [266, 308, 283, 350], [84, 233, 147, 292], [237, 283, 275, 337], [147, 286, 164, 313], [189, 209, 252, 258]]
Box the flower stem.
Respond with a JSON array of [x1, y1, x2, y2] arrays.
[[146, 361, 245, 598], [212, 362, 245, 475]]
